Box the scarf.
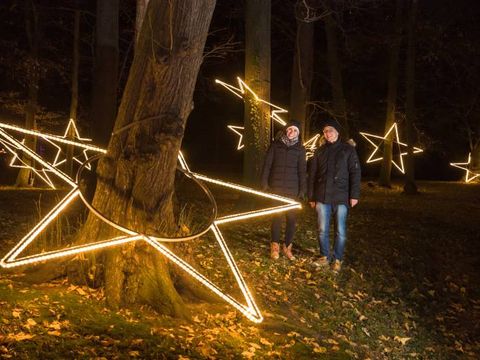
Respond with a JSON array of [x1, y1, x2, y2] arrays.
[[281, 134, 299, 147]]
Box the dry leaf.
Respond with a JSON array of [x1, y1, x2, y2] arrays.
[[394, 336, 411, 345]]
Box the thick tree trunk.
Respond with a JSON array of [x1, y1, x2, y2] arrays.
[[324, 10, 349, 138], [135, 0, 150, 45], [244, 0, 271, 186], [403, 0, 418, 194], [76, 0, 216, 317], [16, 0, 40, 187], [90, 0, 119, 147], [290, 13, 313, 139], [379, 0, 403, 187], [66, 9, 81, 178]]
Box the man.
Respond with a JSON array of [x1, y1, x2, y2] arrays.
[[261, 119, 307, 260], [308, 119, 361, 273]]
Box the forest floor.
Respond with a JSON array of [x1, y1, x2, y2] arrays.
[[0, 181, 479, 359]]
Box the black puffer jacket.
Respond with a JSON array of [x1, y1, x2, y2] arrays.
[[308, 140, 361, 205], [261, 139, 307, 198]]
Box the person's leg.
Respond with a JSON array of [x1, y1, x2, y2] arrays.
[[284, 210, 298, 247], [270, 214, 282, 259], [316, 202, 332, 259], [333, 204, 349, 261]]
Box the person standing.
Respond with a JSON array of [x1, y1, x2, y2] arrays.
[[308, 119, 361, 273], [261, 120, 307, 260]]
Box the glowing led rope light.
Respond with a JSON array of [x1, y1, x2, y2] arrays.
[[359, 123, 423, 174], [303, 134, 321, 159], [0, 137, 56, 188], [1, 127, 300, 322], [0, 122, 106, 154], [450, 153, 480, 183], [216, 77, 288, 126], [50, 119, 93, 170], [227, 125, 245, 150]]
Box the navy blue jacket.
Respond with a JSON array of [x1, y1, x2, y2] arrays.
[[261, 139, 307, 198], [308, 140, 361, 205]]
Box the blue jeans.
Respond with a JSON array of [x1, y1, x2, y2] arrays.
[[315, 202, 348, 261]]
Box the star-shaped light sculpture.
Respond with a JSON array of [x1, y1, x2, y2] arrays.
[[303, 134, 321, 159], [360, 122, 423, 174], [50, 118, 93, 170], [0, 122, 103, 188], [0, 122, 302, 323], [0, 137, 56, 188], [227, 125, 245, 150], [450, 153, 480, 183], [216, 77, 287, 126]]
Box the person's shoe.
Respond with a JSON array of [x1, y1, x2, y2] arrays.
[[313, 256, 329, 268], [282, 244, 296, 260], [331, 259, 342, 274], [270, 242, 280, 260]]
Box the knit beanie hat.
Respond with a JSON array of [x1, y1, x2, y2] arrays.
[[320, 119, 342, 134]]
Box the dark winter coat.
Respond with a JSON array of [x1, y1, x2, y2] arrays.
[[308, 140, 361, 205], [261, 139, 307, 198]]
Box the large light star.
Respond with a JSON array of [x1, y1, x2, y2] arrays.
[[450, 153, 480, 183], [216, 77, 288, 126], [360, 122, 423, 173], [0, 122, 301, 323]]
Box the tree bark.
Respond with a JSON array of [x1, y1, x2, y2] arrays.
[[136, 0, 150, 46], [90, 0, 119, 147], [16, 0, 40, 187], [379, 0, 403, 187], [290, 10, 314, 139], [324, 10, 349, 138], [403, 0, 418, 194], [244, 0, 271, 186]]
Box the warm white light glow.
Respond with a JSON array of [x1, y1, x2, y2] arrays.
[[359, 123, 423, 174], [227, 125, 245, 150], [0, 128, 301, 323], [216, 77, 288, 126], [303, 134, 321, 159], [450, 153, 480, 183], [0, 137, 56, 188]]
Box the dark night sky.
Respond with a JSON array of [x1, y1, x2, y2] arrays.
[[1, 0, 480, 182]]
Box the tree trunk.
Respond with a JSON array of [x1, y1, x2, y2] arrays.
[[76, 0, 216, 317], [16, 0, 40, 187], [403, 0, 418, 194], [379, 0, 403, 187], [244, 0, 271, 186], [135, 0, 150, 45], [324, 10, 349, 138], [66, 9, 81, 178], [290, 10, 314, 140], [90, 0, 119, 147]]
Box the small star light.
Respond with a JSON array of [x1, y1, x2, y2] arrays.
[[227, 125, 245, 150], [0, 121, 103, 188], [450, 153, 480, 183], [359, 122, 423, 174], [0, 122, 302, 323], [303, 134, 321, 159]]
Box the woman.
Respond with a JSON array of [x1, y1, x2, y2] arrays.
[[261, 120, 307, 260]]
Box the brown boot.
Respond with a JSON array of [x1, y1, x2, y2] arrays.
[[282, 244, 296, 260], [270, 242, 280, 260], [331, 259, 342, 274]]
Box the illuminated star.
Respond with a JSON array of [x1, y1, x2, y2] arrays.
[[227, 125, 245, 150], [359, 123, 423, 173], [216, 77, 287, 126], [0, 137, 56, 188], [50, 118, 93, 170], [303, 134, 321, 159], [450, 153, 480, 183], [0, 122, 302, 323]]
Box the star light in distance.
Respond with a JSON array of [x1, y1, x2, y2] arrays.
[[50, 118, 93, 170], [450, 153, 480, 183], [0, 137, 55, 188], [303, 134, 321, 159], [359, 122, 423, 173], [227, 125, 245, 150], [215, 77, 287, 126], [0, 122, 302, 323]]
